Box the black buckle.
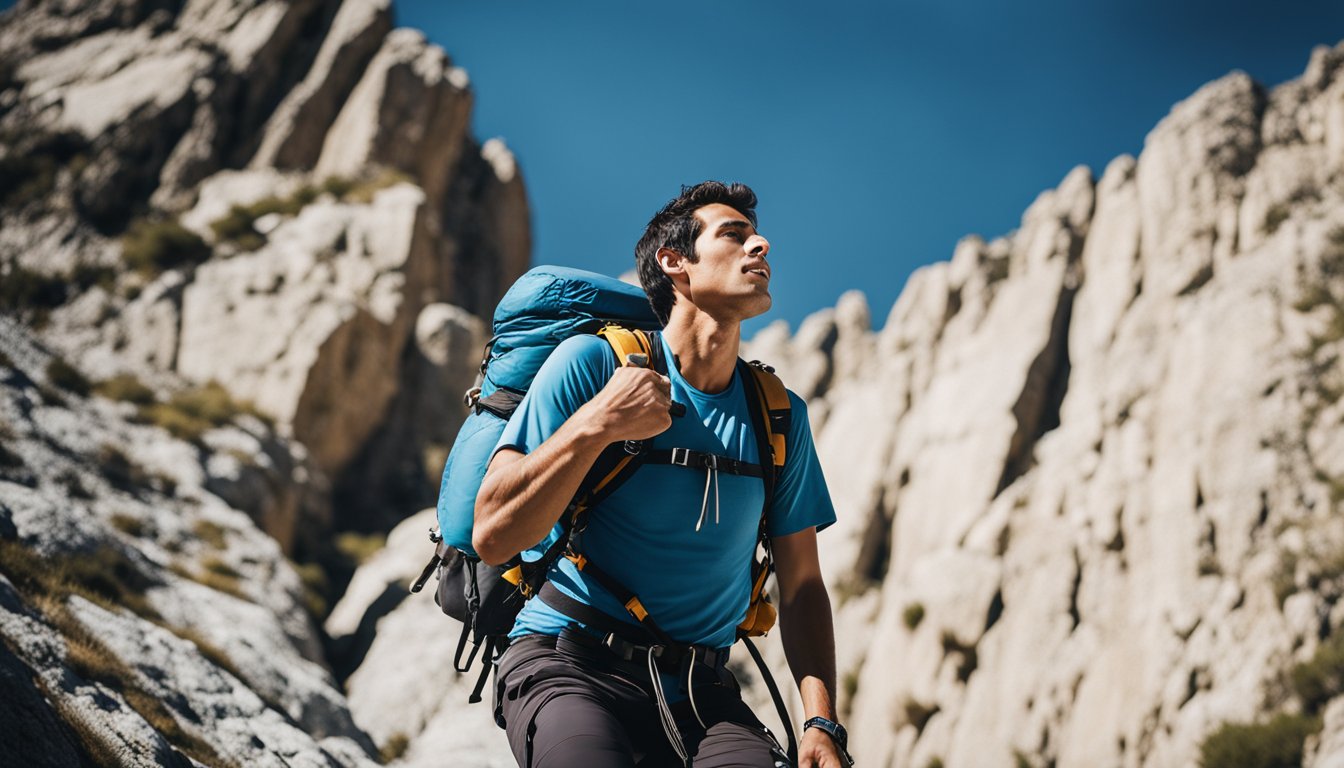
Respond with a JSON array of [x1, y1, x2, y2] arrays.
[[602, 633, 665, 662]]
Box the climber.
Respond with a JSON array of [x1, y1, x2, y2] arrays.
[[474, 181, 852, 768]]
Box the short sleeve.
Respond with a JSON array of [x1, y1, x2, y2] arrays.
[[765, 390, 837, 538], [494, 335, 616, 456]]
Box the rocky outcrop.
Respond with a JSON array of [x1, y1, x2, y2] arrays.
[[1, 0, 529, 541], [743, 41, 1344, 768], [0, 0, 526, 762], [0, 316, 378, 765]]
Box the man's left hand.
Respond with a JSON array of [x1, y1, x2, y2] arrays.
[[799, 726, 848, 768]]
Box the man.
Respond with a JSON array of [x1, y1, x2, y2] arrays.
[[474, 181, 847, 768]]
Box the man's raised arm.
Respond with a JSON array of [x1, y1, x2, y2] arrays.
[[472, 365, 673, 565]]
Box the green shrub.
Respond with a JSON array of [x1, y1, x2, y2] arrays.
[[209, 205, 266, 251], [0, 265, 69, 317], [903, 698, 939, 734], [96, 444, 151, 492], [94, 373, 156, 406], [292, 560, 330, 619], [122, 217, 211, 276], [45, 357, 91, 396], [1290, 632, 1344, 714], [1198, 713, 1319, 768], [841, 669, 859, 704], [344, 169, 413, 204], [143, 381, 268, 442], [209, 185, 324, 251], [903, 602, 926, 630], [941, 631, 979, 682], [53, 471, 90, 501], [320, 176, 356, 199], [1263, 204, 1292, 235], [335, 531, 386, 566], [69, 263, 116, 292], [0, 131, 84, 210], [924, 759, 945, 768]]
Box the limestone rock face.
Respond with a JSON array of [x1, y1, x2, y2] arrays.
[[739, 41, 1344, 768], [333, 509, 516, 767], [0, 0, 529, 761], [1, 0, 530, 540], [0, 317, 377, 765]]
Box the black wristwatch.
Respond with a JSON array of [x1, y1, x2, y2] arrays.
[[804, 716, 855, 766]]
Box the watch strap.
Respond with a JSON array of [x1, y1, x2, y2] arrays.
[[803, 717, 854, 766]]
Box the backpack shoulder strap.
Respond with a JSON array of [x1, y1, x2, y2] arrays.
[[740, 359, 791, 493], [516, 325, 663, 594], [597, 324, 665, 373]]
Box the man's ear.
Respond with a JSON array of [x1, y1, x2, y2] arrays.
[[657, 247, 687, 278]]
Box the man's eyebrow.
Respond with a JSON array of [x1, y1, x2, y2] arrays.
[[716, 219, 752, 232]]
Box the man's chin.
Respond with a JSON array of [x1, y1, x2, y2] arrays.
[[743, 292, 772, 320]]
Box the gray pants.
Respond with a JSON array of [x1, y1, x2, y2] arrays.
[[495, 630, 790, 768]]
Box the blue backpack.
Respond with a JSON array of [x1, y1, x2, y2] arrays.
[[410, 266, 662, 700], [411, 265, 794, 751]]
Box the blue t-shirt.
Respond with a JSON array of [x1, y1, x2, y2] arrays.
[[496, 334, 836, 651]]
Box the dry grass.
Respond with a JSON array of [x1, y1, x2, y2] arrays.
[[196, 557, 248, 601], [192, 519, 229, 550], [380, 731, 411, 764], [141, 381, 271, 443], [108, 513, 145, 538], [0, 541, 229, 765], [165, 625, 245, 683], [0, 538, 160, 622], [94, 374, 156, 406]]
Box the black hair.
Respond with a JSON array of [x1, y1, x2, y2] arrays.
[[635, 181, 758, 325]]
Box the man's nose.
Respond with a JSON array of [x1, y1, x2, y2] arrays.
[[748, 235, 770, 258]]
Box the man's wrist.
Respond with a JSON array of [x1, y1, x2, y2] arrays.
[[803, 717, 854, 766]]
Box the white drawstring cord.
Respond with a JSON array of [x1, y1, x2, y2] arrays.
[[687, 653, 707, 730], [648, 648, 689, 765], [713, 465, 720, 526], [695, 464, 721, 532]]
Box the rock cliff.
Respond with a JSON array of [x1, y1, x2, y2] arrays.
[[742, 42, 1344, 768], [1, 0, 520, 764]]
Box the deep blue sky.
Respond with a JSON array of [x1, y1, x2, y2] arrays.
[[3, 0, 1339, 332], [398, 1, 1344, 334]]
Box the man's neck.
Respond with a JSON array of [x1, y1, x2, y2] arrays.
[[662, 308, 741, 394]]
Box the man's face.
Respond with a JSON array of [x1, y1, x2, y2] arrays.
[[679, 202, 772, 321]]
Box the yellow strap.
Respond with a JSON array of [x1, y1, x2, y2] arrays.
[[589, 454, 634, 496], [565, 553, 589, 571], [625, 596, 650, 622], [598, 324, 652, 366], [747, 366, 789, 467]]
